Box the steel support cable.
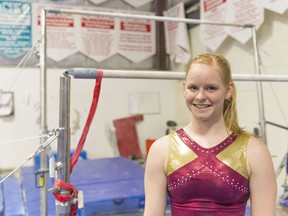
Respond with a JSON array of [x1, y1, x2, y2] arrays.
[[0, 129, 60, 184], [0, 37, 42, 91], [0, 134, 49, 146]]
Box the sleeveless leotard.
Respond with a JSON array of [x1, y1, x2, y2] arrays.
[[167, 129, 250, 216]]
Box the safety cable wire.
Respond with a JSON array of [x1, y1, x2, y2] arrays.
[[0, 37, 41, 91], [0, 134, 49, 146], [0, 129, 60, 184]]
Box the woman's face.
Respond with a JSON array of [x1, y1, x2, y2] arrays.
[[183, 63, 233, 122]]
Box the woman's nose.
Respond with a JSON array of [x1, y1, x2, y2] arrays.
[[196, 90, 206, 101]]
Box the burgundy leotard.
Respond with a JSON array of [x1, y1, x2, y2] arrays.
[[167, 129, 250, 216]]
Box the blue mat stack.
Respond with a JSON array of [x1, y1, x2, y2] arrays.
[[1, 175, 25, 216], [0, 157, 253, 215], [10, 157, 145, 215], [71, 157, 145, 215], [20, 167, 55, 216]]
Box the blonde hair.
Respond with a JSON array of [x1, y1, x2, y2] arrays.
[[186, 53, 246, 136]]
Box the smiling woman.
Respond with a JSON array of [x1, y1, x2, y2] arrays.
[[183, 61, 233, 128], [144, 53, 277, 216], [184, 53, 237, 136]]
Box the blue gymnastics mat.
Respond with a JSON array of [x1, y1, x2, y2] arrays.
[[1, 156, 251, 216], [0, 175, 25, 216], [20, 157, 145, 215]]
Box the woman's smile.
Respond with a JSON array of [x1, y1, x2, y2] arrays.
[[183, 63, 229, 121], [193, 103, 211, 109]]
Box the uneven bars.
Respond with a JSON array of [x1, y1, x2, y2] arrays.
[[45, 8, 249, 28], [39, 6, 262, 216], [65, 69, 288, 82]]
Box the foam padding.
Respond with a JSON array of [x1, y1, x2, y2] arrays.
[[71, 157, 145, 215], [20, 167, 55, 216], [3, 175, 25, 216], [20, 157, 145, 215], [0, 179, 4, 215]]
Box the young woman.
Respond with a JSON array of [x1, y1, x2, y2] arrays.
[[144, 53, 277, 216]]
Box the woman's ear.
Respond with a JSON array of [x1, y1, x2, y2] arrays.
[[225, 82, 234, 99], [182, 81, 186, 96]]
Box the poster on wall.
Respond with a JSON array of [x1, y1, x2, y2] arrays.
[[164, 2, 191, 64], [33, 3, 78, 62], [32, 4, 156, 64], [200, 0, 228, 51], [225, 0, 264, 44], [262, 0, 288, 14], [123, 0, 154, 8], [77, 8, 119, 62], [0, 1, 32, 60], [117, 11, 156, 63]]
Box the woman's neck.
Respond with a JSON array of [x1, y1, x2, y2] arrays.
[[184, 119, 229, 148], [190, 115, 227, 133]]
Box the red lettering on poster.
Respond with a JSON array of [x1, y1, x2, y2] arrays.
[[81, 18, 114, 29], [204, 0, 226, 12], [38, 16, 74, 27], [120, 21, 151, 32]]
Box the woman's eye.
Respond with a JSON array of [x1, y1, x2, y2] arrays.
[[207, 86, 217, 91], [189, 86, 197, 91]]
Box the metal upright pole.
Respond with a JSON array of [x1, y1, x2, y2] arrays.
[[251, 26, 267, 144], [40, 8, 48, 216], [57, 76, 71, 182], [155, 0, 167, 70], [56, 76, 71, 216]]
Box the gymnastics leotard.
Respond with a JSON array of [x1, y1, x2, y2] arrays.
[[167, 129, 250, 216]]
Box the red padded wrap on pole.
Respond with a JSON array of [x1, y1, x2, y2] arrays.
[[53, 179, 78, 216], [54, 70, 103, 215], [70, 70, 103, 173]]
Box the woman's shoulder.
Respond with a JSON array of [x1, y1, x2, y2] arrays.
[[247, 135, 268, 152], [149, 135, 169, 154], [246, 135, 273, 170], [235, 132, 264, 149], [145, 135, 171, 174]]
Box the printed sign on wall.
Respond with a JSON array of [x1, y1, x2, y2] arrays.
[[225, 0, 264, 44], [164, 2, 191, 64], [0, 1, 32, 59], [117, 11, 156, 63], [33, 3, 78, 62], [77, 9, 119, 62], [199, 0, 264, 50], [200, 0, 228, 51]]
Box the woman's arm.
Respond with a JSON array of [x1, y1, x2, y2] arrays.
[[144, 136, 169, 216], [247, 136, 277, 216]]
